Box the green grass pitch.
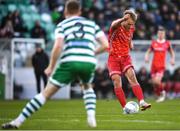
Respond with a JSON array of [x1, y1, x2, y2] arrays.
[[0, 99, 180, 130]]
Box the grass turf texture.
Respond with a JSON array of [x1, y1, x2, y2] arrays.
[[0, 99, 180, 130]]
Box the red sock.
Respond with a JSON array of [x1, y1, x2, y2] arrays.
[[114, 87, 126, 108], [154, 83, 164, 96], [158, 83, 164, 92], [154, 86, 161, 96], [132, 84, 144, 101]]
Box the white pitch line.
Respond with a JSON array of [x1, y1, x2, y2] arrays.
[[0, 118, 80, 123], [0, 118, 175, 125], [98, 119, 174, 124]]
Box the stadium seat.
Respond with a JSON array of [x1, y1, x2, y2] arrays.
[[49, 32, 55, 41], [31, 13, 41, 22], [8, 4, 17, 12], [44, 23, 55, 33], [22, 13, 31, 22], [0, 5, 8, 17], [4, 0, 15, 4], [28, 5, 38, 13], [22, 13, 34, 29], [45, 24, 55, 41], [41, 13, 52, 23], [5, 0, 29, 5], [18, 4, 27, 13]]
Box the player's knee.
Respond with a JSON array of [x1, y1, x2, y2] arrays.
[[111, 75, 121, 88], [42, 83, 59, 99], [128, 74, 138, 85], [156, 81, 161, 86], [42, 90, 50, 99], [152, 79, 161, 86]]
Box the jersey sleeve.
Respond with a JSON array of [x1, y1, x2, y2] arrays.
[[54, 25, 64, 39], [95, 24, 105, 38]]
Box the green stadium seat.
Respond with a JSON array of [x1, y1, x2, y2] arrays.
[[18, 0, 30, 5], [41, 13, 52, 23], [47, 31, 55, 41], [49, 32, 55, 41], [26, 21, 34, 30], [40, 20, 46, 29], [31, 13, 41, 22], [1, 1, 57, 42], [0, 5, 8, 17], [18, 5, 35, 13], [22, 13, 34, 29], [44, 23, 55, 33], [28, 5, 38, 13], [22, 13, 31, 21], [41, 21, 55, 41], [8, 4, 17, 12], [18, 4, 26, 13], [4, 0, 15, 4], [5, 0, 29, 5]]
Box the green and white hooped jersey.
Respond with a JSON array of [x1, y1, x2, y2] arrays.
[[55, 16, 105, 65]]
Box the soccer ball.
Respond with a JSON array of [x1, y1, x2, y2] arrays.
[[124, 101, 139, 114]]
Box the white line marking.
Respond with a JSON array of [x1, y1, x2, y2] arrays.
[[0, 118, 80, 123], [0, 118, 175, 125], [99, 119, 174, 124]]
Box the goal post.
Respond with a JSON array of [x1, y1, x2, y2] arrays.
[[0, 38, 45, 100], [0, 39, 13, 100]]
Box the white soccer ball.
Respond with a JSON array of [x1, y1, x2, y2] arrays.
[[124, 101, 139, 114]]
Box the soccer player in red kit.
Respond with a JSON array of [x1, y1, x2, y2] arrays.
[[107, 10, 151, 112], [145, 27, 175, 102]]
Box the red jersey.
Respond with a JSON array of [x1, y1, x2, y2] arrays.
[[150, 40, 170, 68], [108, 25, 135, 56]]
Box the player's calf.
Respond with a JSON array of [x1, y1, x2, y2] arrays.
[[111, 75, 127, 108]]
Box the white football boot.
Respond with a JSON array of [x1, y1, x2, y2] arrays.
[[2, 119, 21, 129], [139, 100, 151, 111], [156, 90, 166, 103], [87, 114, 97, 128]]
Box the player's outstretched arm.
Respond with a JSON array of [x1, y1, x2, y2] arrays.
[[111, 17, 127, 31], [129, 41, 134, 50], [45, 38, 63, 76], [95, 34, 109, 55], [169, 46, 175, 65], [144, 48, 152, 63]]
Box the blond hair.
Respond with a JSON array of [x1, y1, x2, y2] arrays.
[[124, 10, 138, 22]]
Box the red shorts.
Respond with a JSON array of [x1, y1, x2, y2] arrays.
[[151, 66, 165, 78], [107, 54, 134, 77]]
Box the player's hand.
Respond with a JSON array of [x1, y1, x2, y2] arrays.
[[144, 55, 149, 63], [129, 42, 134, 50], [122, 15, 128, 21], [170, 58, 175, 66], [44, 67, 53, 77]]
